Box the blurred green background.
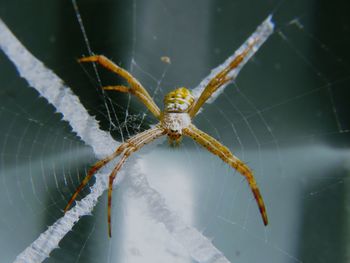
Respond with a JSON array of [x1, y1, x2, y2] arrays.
[[0, 0, 349, 262]]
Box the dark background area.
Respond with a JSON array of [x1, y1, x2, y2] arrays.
[[0, 0, 349, 262]]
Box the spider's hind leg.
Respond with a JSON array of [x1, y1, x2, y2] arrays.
[[78, 55, 161, 119]]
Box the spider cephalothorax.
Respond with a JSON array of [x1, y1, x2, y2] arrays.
[[162, 87, 194, 144], [161, 111, 191, 145], [65, 34, 269, 237]]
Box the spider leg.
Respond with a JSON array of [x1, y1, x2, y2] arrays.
[[64, 125, 164, 213], [188, 39, 258, 118], [64, 144, 124, 213], [106, 126, 165, 237], [103, 85, 129, 93], [103, 85, 159, 117], [184, 124, 268, 226], [78, 55, 161, 119]]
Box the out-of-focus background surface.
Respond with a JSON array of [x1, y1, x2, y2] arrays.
[[0, 0, 349, 262]]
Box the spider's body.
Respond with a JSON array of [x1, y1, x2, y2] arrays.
[[161, 112, 191, 144], [163, 87, 194, 113], [162, 87, 194, 144], [65, 34, 269, 237]]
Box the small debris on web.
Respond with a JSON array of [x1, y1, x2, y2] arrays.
[[161, 56, 171, 64]]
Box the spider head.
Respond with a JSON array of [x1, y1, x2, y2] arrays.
[[164, 87, 195, 113], [167, 130, 182, 146], [163, 114, 184, 145], [161, 110, 191, 147]]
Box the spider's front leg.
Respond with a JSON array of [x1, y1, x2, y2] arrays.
[[184, 124, 268, 226], [64, 125, 166, 237], [64, 127, 159, 212], [105, 126, 166, 236], [64, 143, 125, 213], [64, 126, 165, 212], [78, 55, 161, 119]]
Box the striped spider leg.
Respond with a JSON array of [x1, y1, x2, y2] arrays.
[[186, 37, 269, 226], [78, 55, 161, 119], [65, 126, 166, 237], [184, 125, 268, 225], [188, 38, 258, 118]]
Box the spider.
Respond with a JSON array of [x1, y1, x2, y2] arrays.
[[64, 40, 268, 237]]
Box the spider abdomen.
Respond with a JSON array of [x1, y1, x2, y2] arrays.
[[164, 87, 194, 113]]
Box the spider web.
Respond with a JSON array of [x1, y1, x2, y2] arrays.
[[0, 0, 349, 263]]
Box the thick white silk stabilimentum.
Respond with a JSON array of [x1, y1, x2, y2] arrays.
[[192, 15, 274, 109]]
